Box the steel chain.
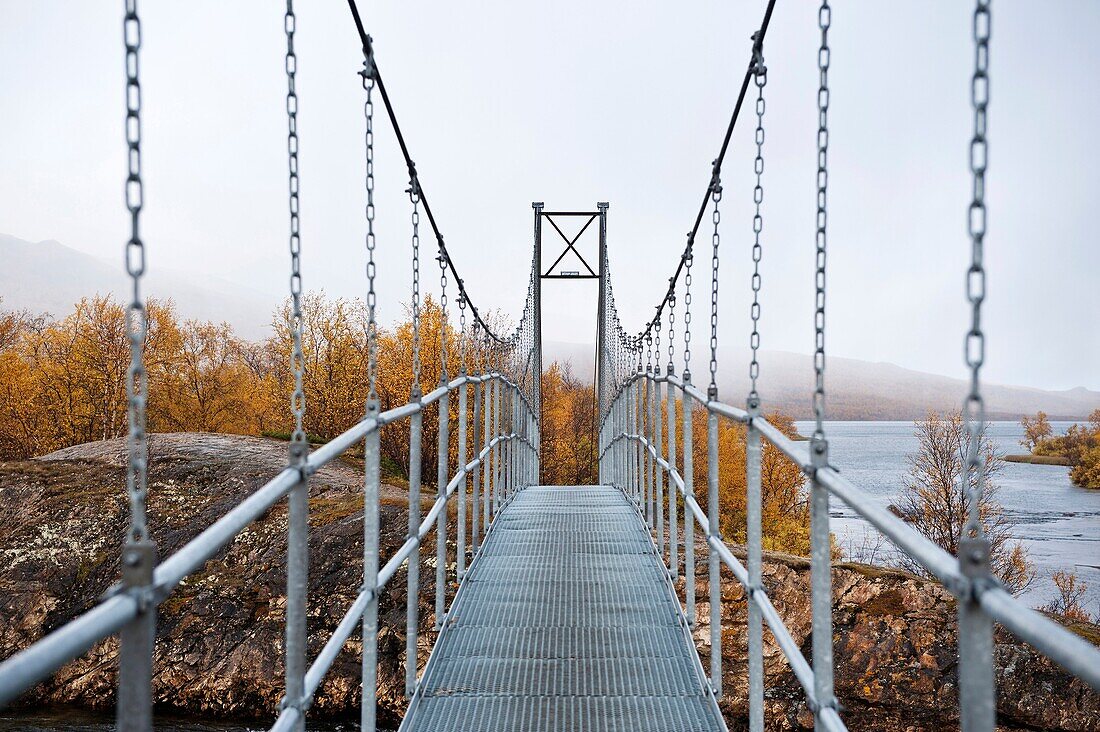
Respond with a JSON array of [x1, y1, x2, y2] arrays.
[[361, 51, 379, 402], [963, 0, 991, 537], [285, 0, 307, 455], [438, 251, 449, 378], [811, 0, 831, 447], [709, 175, 722, 397], [748, 43, 767, 409], [409, 180, 422, 392], [667, 291, 676, 374], [123, 0, 148, 543], [458, 293, 467, 372], [683, 240, 693, 380]]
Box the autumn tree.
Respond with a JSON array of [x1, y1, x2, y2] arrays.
[[896, 412, 1032, 594], [1020, 410, 1052, 451], [702, 409, 811, 555], [539, 361, 597, 485], [1040, 570, 1094, 623]]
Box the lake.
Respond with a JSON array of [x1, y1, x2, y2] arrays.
[[795, 420, 1100, 610]]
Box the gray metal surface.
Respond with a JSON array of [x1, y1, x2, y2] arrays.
[[402, 486, 725, 732]]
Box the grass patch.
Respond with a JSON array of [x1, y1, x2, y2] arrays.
[[1005, 454, 1072, 466]]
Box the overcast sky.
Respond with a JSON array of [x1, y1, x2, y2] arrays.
[[1, 1, 1097, 391]]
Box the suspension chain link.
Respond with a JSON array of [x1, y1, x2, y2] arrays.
[[708, 167, 722, 398], [285, 0, 307, 458], [123, 0, 148, 543], [683, 239, 693, 381], [409, 178, 422, 393], [963, 0, 991, 537], [458, 293, 467, 373], [361, 48, 379, 403], [811, 0, 831, 451], [667, 289, 676, 374], [748, 39, 767, 410], [438, 250, 449, 379]]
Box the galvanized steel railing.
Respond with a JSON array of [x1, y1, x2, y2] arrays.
[[597, 371, 1100, 732], [0, 371, 540, 730]]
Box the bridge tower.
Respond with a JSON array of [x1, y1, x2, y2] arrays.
[[532, 201, 609, 466]]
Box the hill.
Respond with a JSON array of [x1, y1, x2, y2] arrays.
[[544, 341, 1100, 421], [0, 233, 273, 339]]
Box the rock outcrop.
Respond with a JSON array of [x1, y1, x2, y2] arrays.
[[0, 433, 1096, 730]]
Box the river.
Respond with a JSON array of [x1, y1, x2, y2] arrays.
[[795, 420, 1100, 610]]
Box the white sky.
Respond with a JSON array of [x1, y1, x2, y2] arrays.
[[1, 1, 1097, 390]]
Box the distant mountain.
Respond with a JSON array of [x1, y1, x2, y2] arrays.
[[4, 235, 1096, 422], [0, 234, 274, 339], [544, 340, 1100, 421]]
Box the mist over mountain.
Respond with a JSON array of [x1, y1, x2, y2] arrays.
[[544, 340, 1100, 421], [0, 234, 273, 339], [3, 234, 1095, 422]]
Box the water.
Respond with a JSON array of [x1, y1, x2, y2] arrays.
[[795, 420, 1100, 611]]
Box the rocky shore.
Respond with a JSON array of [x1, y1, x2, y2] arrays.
[[0, 433, 1096, 730]]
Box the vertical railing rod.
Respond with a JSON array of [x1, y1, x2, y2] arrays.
[[405, 390, 423, 698], [470, 376, 482, 553], [646, 369, 655, 528], [456, 376, 468, 580], [361, 398, 380, 730], [809, 439, 835, 721], [682, 380, 696, 626], [434, 380, 450, 630], [655, 374, 665, 559], [746, 404, 764, 731], [482, 376, 492, 531], [118, 542, 156, 732], [707, 399, 722, 697], [284, 444, 308, 732], [667, 373, 678, 578]]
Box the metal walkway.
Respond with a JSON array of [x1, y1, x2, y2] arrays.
[[401, 485, 726, 732]]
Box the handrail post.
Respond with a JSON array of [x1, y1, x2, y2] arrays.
[[655, 373, 665, 559], [809, 436, 835, 722], [456, 375, 468, 580], [482, 377, 493, 530], [617, 395, 625, 490], [638, 378, 642, 506], [434, 377, 450, 631], [707, 388, 722, 698], [646, 368, 655, 528], [284, 441, 308, 732], [471, 376, 482, 553], [118, 539, 156, 732], [667, 368, 678, 578], [746, 399, 764, 732], [958, 538, 996, 731], [406, 386, 423, 698], [682, 376, 695, 626], [492, 378, 502, 516], [507, 390, 514, 499], [362, 398, 381, 731]]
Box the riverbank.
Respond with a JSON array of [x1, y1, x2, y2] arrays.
[[3, 433, 1099, 730]]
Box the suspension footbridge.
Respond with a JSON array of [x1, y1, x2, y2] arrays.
[[1, 1, 1098, 732]]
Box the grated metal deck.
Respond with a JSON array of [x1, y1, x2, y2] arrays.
[[400, 485, 726, 732]]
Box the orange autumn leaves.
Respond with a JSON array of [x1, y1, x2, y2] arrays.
[[1, 292, 810, 554]]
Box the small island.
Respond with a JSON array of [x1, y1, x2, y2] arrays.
[[1013, 410, 1100, 488]]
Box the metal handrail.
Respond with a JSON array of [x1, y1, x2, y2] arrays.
[[598, 370, 1100, 720], [0, 375, 540, 711]]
